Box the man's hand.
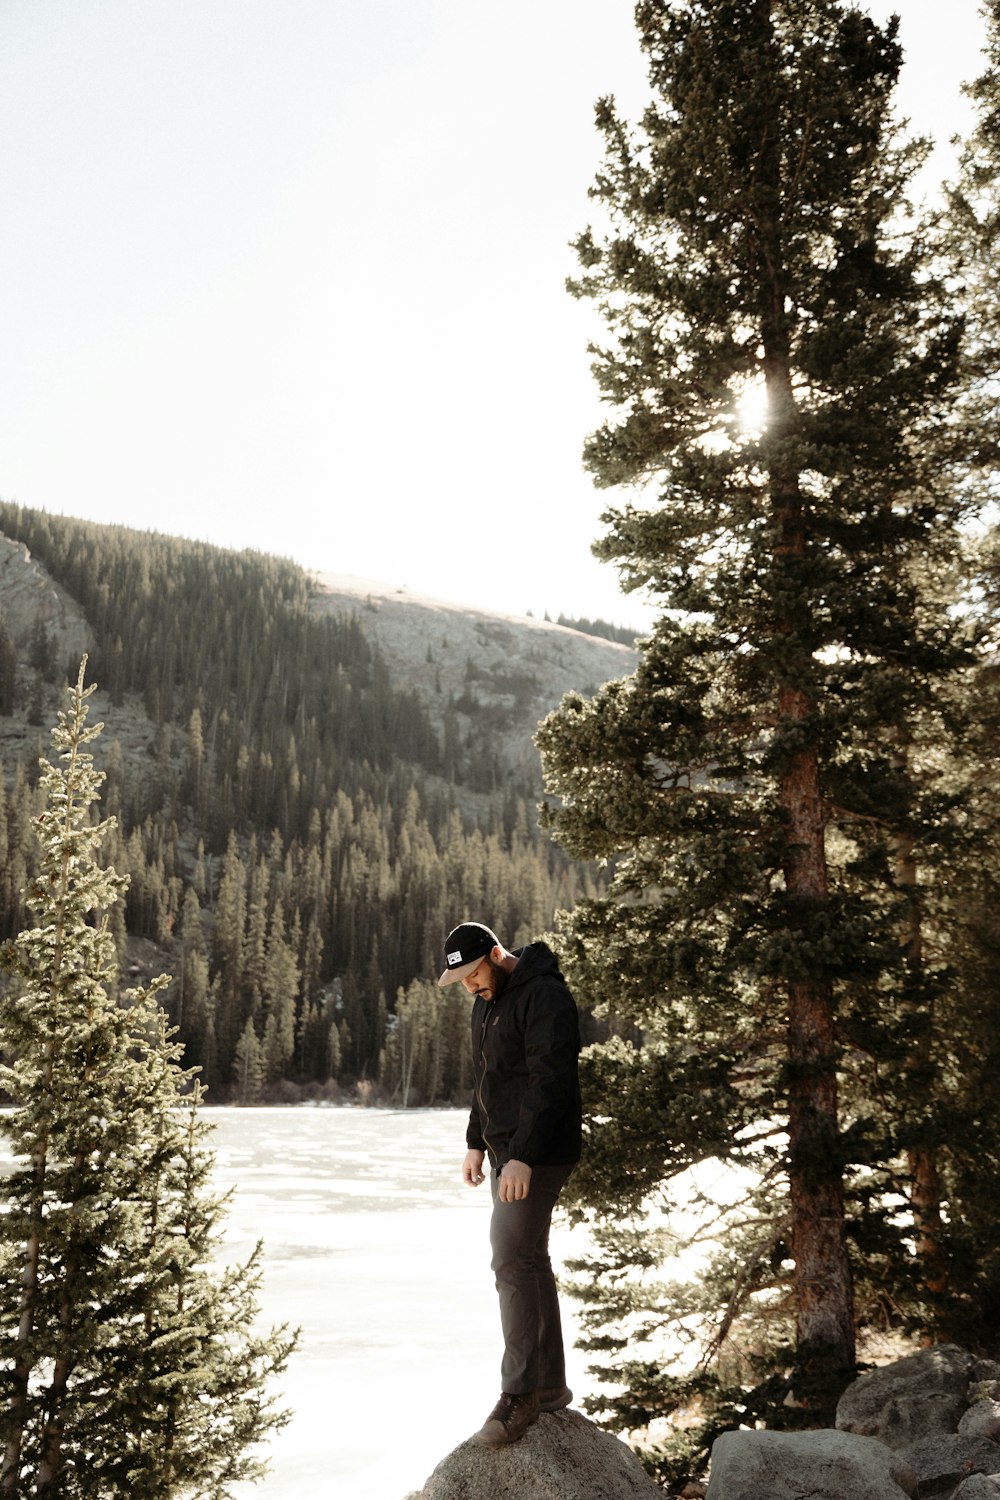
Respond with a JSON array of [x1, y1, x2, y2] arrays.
[[463, 1149, 486, 1186], [498, 1159, 532, 1202]]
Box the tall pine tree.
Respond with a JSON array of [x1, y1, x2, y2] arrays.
[[537, 0, 973, 1423]]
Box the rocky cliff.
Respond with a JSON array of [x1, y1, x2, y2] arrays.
[[0, 533, 90, 662]]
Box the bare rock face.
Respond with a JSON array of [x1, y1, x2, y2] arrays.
[[836, 1345, 974, 1452], [0, 534, 90, 661], [704, 1428, 918, 1500], [311, 574, 636, 789], [403, 1408, 661, 1500]]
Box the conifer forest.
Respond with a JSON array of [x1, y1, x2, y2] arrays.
[[4, 0, 1000, 1490], [0, 501, 612, 1110]]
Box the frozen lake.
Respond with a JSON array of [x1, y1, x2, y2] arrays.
[[1, 1102, 754, 1497], [210, 1106, 594, 1500]]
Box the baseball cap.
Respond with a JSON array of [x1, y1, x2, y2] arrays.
[[438, 922, 500, 987]]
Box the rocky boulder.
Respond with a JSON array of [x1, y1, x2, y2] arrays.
[[960, 1404, 1000, 1441], [704, 1427, 918, 1500], [407, 1350, 1000, 1500], [953, 1477, 1000, 1499], [836, 1345, 974, 1451], [903, 1434, 1000, 1497], [403, 1408, 661, 1500]]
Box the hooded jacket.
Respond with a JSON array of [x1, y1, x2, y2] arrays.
[[466, 941, 582, 1170]]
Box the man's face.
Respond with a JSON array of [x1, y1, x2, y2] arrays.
[[462, 953, 505, 1001]]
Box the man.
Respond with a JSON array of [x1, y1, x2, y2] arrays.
[[437, 920, 582, 1448]]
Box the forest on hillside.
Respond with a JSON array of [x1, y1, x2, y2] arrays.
[[0, 502, 606, 1101]]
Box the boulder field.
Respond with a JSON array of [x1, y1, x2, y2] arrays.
[[404, 1346, 1000, 1500]]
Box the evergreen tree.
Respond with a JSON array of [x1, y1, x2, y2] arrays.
[[211, 834, 248, 1073], [233, 1018, 264, 1104], [910, 0, 1000, 1348], [946, 0, 1000, 426], [0, 617, 16, 715], [262, 910, 299, 1080], [537, 0, 974, 1435], [379, 980, 448, 1107], [0, 664, 295, 1497], [326, 1019, 342, 1082]]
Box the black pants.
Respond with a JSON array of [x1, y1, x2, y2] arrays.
[[489, 1163, 573, 1395]]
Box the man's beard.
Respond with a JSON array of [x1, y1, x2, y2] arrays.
[[478, 957, 510, 1000]]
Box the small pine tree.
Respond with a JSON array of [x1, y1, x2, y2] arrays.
[[233, 1018, 264, 1104], [326, 1019, 342, 1082], [0, 662, 297, 1498]]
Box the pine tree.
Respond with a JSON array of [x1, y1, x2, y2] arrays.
[[233, 1018, 264, 1104], [0, 663, 296, 1497], [537, 0, 974, 1431], [0, 618, 16, 716], [210, 834, 247, 1074], [262, 909, 299, 1080], [907, 0, 1000, 1348], [946, 0, 1000, 417]]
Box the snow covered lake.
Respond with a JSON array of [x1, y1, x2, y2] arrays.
[[0, 1101, 755, 1497], [211, 1105, 594, 1500]]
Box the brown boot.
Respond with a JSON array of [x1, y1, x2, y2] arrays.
[[475, 1391, 540, 1447], [537, 1384, 572, 1411]]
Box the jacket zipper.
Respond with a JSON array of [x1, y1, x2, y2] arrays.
[[475, 1001, 497, 1167]]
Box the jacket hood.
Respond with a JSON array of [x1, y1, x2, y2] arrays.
[[506, 941, 565, 990]]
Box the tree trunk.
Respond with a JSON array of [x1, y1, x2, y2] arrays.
[[752, 0, 855, 1402], [909, 1145, 948, 1301], [892, 807, 949, 1305], [782, 721, 855, 1399]]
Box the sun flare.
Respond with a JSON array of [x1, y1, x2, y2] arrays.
[[735, 381, 770, 432]]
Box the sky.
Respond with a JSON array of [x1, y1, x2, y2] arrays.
[[0, 1, 990, 633]]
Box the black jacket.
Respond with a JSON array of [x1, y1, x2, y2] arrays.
[[466, 941, 582, 1170]]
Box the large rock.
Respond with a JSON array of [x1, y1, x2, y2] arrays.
[[837, 1345, 974, 1451], [404, 1409, 661, 1500], [704, 1428, 917, 1500], [900, 1434, 1000, 1497], [970, 1372, 1000, 1407], [953, 1476, 1000, 1499], [960, 1403, 1000, 1441]]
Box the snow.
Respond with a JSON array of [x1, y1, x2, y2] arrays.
[[209, 1106, 592, 1500], [0, 1101, 761, 1498]]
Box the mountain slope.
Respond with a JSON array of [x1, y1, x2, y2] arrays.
[[0, 506, 634, 1102], [311, 572, 636, 789]]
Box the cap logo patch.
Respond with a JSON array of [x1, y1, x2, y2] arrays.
[[447, 950, 463, 965]]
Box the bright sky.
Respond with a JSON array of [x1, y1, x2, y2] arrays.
[[0, 1, 988, 632]]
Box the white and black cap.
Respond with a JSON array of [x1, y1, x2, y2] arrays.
[[437, 922, 499, 987]]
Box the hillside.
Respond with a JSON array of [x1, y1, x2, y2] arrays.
[[311, 572, 636, 790], [0, 535, 636, 808], [0, 506, 636, 1103]]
